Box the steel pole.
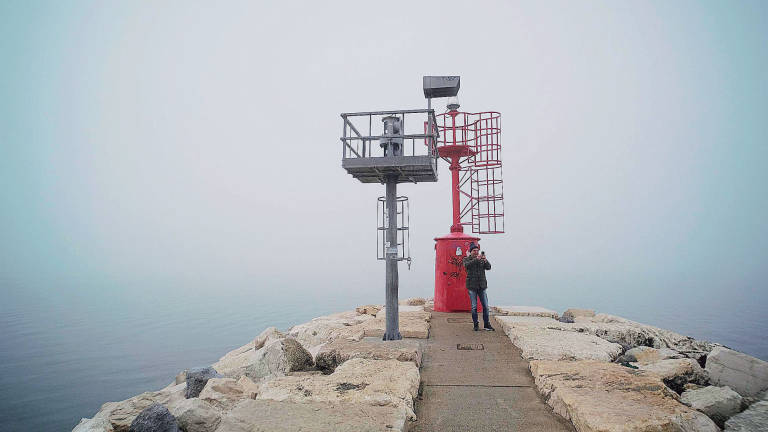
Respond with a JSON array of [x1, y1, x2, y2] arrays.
[[383, 176, 402, 341]]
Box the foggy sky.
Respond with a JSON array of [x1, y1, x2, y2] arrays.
[[2, 1, 767, 320]]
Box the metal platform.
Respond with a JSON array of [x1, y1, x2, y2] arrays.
[[340, 109, 439, 184], [342, 155, 437, 183]]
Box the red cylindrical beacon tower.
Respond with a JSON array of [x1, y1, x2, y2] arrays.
[[433, 106, 503, 312]]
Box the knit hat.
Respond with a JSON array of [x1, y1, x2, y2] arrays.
[[468, 242, 479, 252]]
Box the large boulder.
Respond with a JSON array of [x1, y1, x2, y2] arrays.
[[530, 360, 719, 432], [174, 370, 187, 385], [128, 404, 178, 432], [355, 305, 382, 316], [724, 400, 768, 431], [244, 337, 314, 381], [211, 343, 256, 378], [706, 347, 768, 397], [681, 386, 743, 428], [167, 398, 221, 432], [399, 297, 426, 306], [374, 306, 427, 317], [92, 384, 186, 432], [253, 327, 283, 350], [492, 305, 559, 319], [619, 346, 684, 364], [424, 298, 434, 310], [496, 315, 623, 361], [198, 378, 251, 409], [569, 314, 715, 360], [212, 328, 287, 378], [362, 311, 431, 339], [633, 358, 709, 393], [287, 311, 374, 349], [560, 308, 595, 323], [215, 399, 408, 432], [257, 358, 420, 420], [72, 417, 113, 432], [185, 367, 222, 398], [314, 338, 422, 373]]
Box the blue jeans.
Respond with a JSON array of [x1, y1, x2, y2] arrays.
[[468, 289, 490, 327]]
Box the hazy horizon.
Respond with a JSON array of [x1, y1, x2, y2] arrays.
[[3, 0, 767, 317]]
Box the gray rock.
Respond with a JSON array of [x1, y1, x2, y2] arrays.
[[724, 400, 768, 431], [245, 337, 314, 381], [315, 338, 422, 373], [706, 347, 768, 397], [530, 360, 719, 432], [167, 398, 221, 432], [560, 308, 595, 323], [72, 417, 113, 432], [743, 389, 768, 407], [253, 327, 283, 350], [633, 358, 710, 394], [539, 314, 715, 361], [174, 370, 187, 385], [128, 404, 179, 432], [90, 384, 186, 432], [186, 367, 222, 399], [681, 386, 743, 428], [622, 346, 684, 363], [496, 315, 623, 361], [216, 399, 408, 431], [491, 305, 559, 319]]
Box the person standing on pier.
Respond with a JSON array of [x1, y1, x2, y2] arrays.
[[463, 242, 494, 331]]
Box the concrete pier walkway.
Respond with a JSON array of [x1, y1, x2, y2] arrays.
[[409, 311, 574, 432]]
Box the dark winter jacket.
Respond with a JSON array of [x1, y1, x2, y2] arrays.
[[463, 255, 491, 291]]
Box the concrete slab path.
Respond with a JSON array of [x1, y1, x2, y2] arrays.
[[409, 311, 574, 432]]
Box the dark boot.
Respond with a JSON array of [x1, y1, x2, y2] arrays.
[[484, 324, 495, 331], [473, 323, 479, 331]]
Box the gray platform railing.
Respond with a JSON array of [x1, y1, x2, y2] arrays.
[[340, 109, 440, 160]]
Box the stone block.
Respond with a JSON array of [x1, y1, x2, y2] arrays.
[[167, 398, 221, 432], [216, 399, 408, 432], [94, 384, 186, 432], [530, 360, 719, 432], [244, 337, 314, 381], [314, 338, 422, 373], [706, 347, 768, 397], [72, 417, 113, 432], [399, 297, 426, 306], [496, 315, 623, 361], [355, 304, 382, 316], [680, 386, 742, 428], [287, 311, 373, 349], [620, 346, 684, 364], [724, 400, 768, 431], [633, 358, 709, 393], [491, 305, 559, 319], [362, 311, 431, 339], [257, 358, 420, 420], [560, 308, 595, 323]]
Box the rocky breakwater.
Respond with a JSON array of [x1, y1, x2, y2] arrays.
[[496, 306, 768, 431], [72, 298, 432, 432]]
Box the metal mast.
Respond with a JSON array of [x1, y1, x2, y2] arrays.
[[340, 96, 439, 341]]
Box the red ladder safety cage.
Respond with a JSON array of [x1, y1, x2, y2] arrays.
[[433, 111, 504, 234]]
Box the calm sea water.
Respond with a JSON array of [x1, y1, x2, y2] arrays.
[[1, 275, 766, 431]]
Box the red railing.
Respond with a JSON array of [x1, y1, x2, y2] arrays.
[[433, 111, 505, 235]]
